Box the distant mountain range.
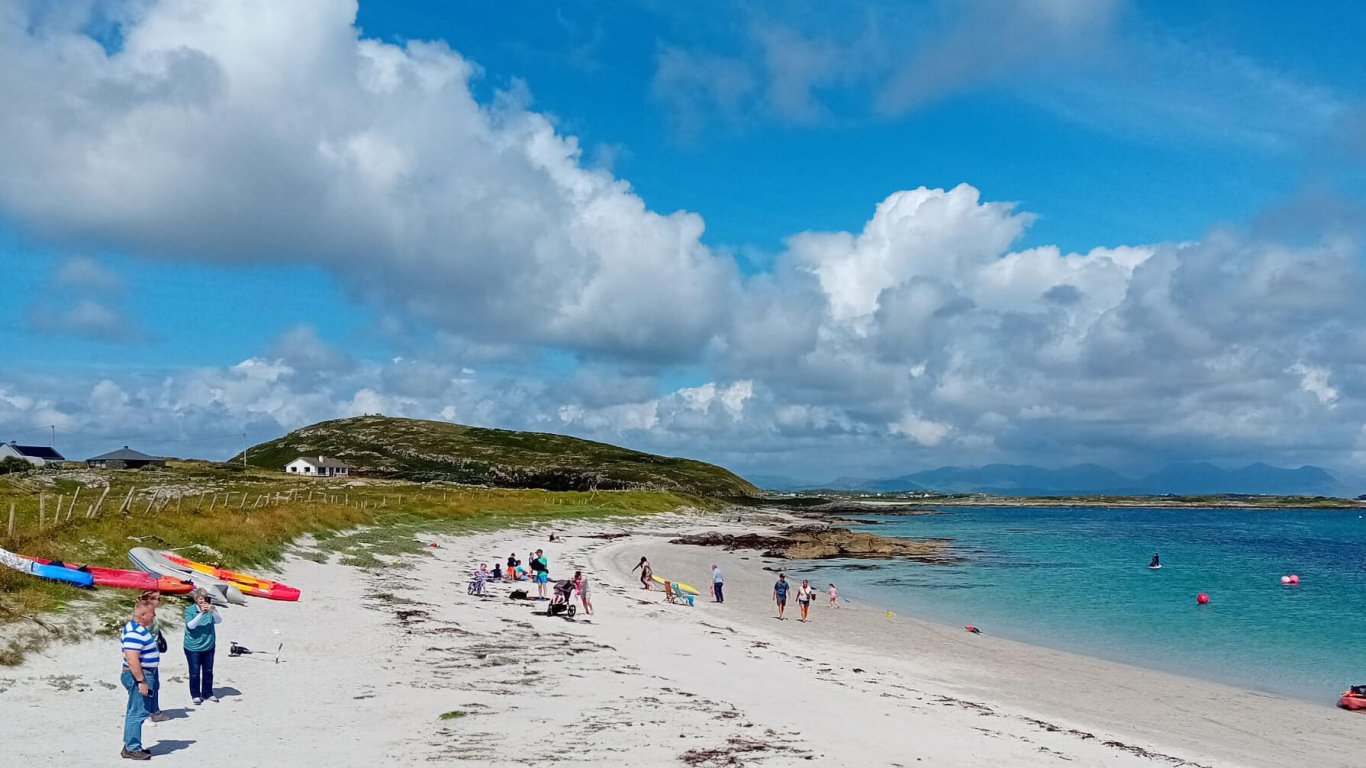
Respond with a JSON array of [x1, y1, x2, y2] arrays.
[[756, 462, 1360, 497]]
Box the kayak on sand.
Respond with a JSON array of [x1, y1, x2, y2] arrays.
[[128, 547, 248, 606], [0, 546, 94, 588], [160, 552, 301, 601], [27, 556, 193, 594]]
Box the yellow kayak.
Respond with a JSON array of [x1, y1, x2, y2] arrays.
[[652, 575, 699, 595]]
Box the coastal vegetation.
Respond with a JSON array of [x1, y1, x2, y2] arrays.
[[237, 415, 758, 498], [0, 460, 702, 663]]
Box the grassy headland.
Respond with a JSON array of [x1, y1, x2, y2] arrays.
[[236, 415, 758, 498]]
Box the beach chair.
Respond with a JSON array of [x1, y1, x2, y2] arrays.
[[670, 582, 694, 607]]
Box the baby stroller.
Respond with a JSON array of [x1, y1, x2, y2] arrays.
[[546, 579, 577, 618]]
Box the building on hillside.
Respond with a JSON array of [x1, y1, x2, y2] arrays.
[[285, 456, 352, 477], [0, 442, 66, 467], [86, 446, 166, 470]]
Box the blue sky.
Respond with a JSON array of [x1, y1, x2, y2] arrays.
[[0, 0, 1364, 480]]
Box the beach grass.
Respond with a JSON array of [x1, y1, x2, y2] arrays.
[[0, 462, 704, 661]]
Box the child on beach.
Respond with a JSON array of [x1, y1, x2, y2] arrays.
[[574, 570, 593, 615], [470, 564, 488, 596], [797, 580, 814, 622], [828, 583, 838, 608], [632, 557, 653, 590]]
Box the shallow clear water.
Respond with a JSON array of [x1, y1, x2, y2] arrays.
[[831, 506, 1366, 703]]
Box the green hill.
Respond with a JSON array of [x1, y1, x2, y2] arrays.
[[236, 415, 758, 498]]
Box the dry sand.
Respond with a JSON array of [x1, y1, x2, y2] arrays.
[[2, 512, 1361, 767]]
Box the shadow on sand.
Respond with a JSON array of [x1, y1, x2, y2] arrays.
[[151, 739, 196, 755]]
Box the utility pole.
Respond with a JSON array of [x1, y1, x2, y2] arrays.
[[50, 425, 55, 447]]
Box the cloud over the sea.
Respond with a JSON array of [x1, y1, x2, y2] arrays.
[[0, 0, 1362, 478]]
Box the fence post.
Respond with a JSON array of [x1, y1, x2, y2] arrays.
[[67, 487, 82, 522], [7, 503, 14, 537], [239, 494, 247, 510], [39, 494, 45, 525], [92, 485, 111, 517], [119, 487, 136, 514]]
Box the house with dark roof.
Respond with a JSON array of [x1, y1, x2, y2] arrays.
[[86, 446, 166, 470], [0, 441, 66, 467], [285, 456, 351, 477]]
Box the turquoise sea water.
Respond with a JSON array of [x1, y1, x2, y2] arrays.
[[831, 506, 1366, 703]]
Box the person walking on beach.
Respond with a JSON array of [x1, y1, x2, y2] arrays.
[[711, 563, 725, 603], [119, 598, 159, 760], [183, 588, 222, 705], [632, 557, 653, 590], [773, 574, 790, 620], [797, 580, 815, 622], [139, 590, 167, 722], [828, 583, 839, 609], [574, 570, 593, 615], [531, 549, 550, 599]]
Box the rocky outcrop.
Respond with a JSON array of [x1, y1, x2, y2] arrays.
[[670, 525, 963, 564]]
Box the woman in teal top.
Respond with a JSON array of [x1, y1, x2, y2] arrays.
[[183, 589, 222, 705]]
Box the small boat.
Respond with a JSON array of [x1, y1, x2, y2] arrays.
[[160, 552, 301, 601], [128, 547, 247, 606], [0, 546, 94, 588], [1339, 686, 1366, 711], [27, 557, 193, 594]]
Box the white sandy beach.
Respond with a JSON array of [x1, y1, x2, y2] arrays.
[[2, 512, 1361, 767]]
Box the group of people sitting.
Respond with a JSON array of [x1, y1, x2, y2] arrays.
[[467, 544, 592, 614]]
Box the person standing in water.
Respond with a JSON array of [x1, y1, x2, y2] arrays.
[[797, 580, 815, 622], [1149, 552, 1161, 568], [828, 582, 839, 608], [773, 573, 790, 620], [632, 557, 653, 590]]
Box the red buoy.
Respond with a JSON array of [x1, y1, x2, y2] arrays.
[[1196, 593, 1210, 605], [1288, 574, 1299, 585]]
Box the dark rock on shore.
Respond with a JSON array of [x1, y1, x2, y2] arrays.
[[670, 525, 963, 564]]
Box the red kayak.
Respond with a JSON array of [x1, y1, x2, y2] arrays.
[[1339, 690, 1366, 711], [28, 557, 194, 594]]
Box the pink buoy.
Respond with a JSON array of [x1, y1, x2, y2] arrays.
[[1281, 575, 1291, 585], [1196, 593, 1210, 605], [1289, 574, 1299, 585]]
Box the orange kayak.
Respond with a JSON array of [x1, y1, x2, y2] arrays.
[[160, 553, 301, 601], [1339, 691, 1366, 711]]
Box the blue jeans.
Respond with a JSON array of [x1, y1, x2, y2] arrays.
[[186, 647, 215, 700], [120, 668, 157, 752], [714, 582, 724, 603]]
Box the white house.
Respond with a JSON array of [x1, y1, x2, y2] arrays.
[[285, 456, 352, 477], [0, 441, 66, 467]]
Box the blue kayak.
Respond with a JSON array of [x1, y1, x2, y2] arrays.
[[0, 546, 95, 587]]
